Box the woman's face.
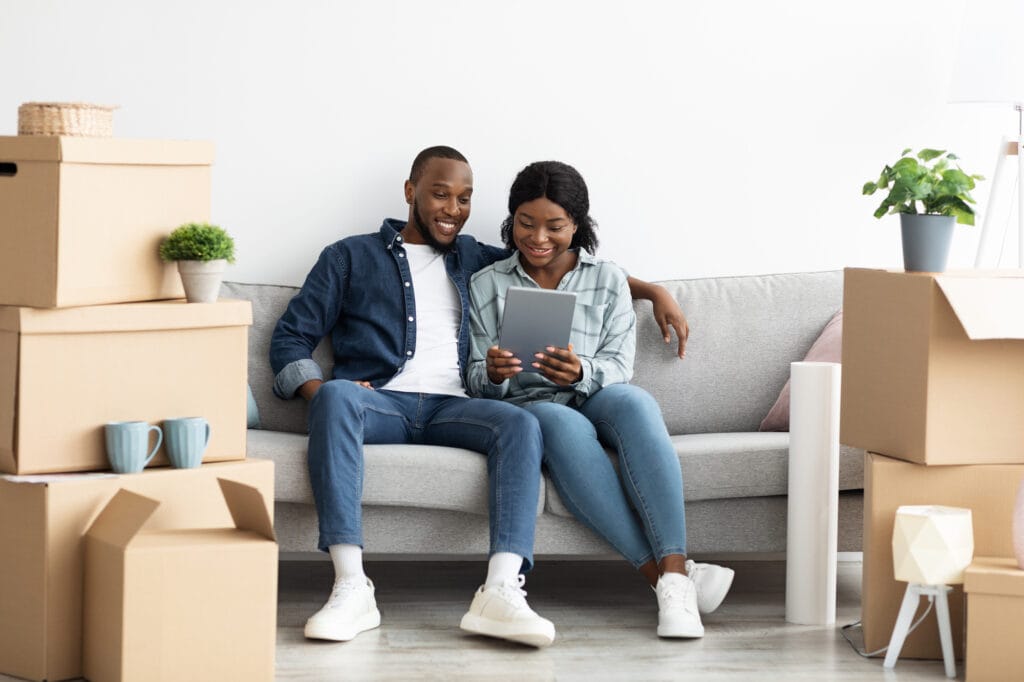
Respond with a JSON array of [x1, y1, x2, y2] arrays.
[[512, 197, 578, 272]]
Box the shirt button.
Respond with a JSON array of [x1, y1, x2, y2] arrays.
[[406, 351, 412, 356], [397, 236, 403, 242], [408, 316, 414, 322], [404, 282, 410, 287], [399, 253, 405, 258]]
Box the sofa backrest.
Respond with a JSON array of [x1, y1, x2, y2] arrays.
[[223, 270, 842, 436]]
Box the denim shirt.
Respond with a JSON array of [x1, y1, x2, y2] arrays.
[[270, 219, 510, 399]]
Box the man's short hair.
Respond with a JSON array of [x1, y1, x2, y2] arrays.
[[409, 146, 468, 183]]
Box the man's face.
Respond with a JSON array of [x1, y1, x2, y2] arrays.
[[402, 158, 473, 251]]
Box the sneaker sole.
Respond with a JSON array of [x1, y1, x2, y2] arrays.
[[459, 613, 555, 648], [304, 608, 381, 642], [697, 566, 735, 614], [657, 622, 705, 638]]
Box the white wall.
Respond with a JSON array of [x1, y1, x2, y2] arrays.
[[2, 0, 1016, 285]]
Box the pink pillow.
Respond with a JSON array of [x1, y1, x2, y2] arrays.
[[759, 310, 843, 432]]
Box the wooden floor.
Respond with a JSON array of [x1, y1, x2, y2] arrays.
[[273, 558, 958, 681]]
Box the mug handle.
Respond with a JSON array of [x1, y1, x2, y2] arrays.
[[145, 425, 163, 466]]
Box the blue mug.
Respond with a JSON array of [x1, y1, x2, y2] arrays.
[[163, 417, 211, 469], [105, 421, 162, 474]]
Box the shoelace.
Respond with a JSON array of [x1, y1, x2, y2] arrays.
[[495, 575, 529, 608], [658, 576, 697, 613], [327, 577, 365, 607]]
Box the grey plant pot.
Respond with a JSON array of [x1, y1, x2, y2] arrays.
[[899, 214, 955, 273], [176, 259, 227, 303]]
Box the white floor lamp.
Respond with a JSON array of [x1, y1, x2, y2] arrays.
[[948, 0, 1024, 268]]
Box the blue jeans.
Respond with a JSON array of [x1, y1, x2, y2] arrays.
[[307, 381, 543, 570], [523, 384, 686, 568]]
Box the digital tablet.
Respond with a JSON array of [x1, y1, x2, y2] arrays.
[[498, 286, 577, 373]]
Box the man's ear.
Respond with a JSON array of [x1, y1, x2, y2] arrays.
[[404, 180, 415, 205]]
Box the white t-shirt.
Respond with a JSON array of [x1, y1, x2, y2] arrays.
[[382, 243, 467, 397]]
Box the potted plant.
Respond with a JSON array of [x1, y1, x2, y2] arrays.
[[159, 222, 235, 303], [863, 148, 983, 272]]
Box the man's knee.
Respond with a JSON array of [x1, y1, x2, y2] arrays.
[[309, 380, 365, 420]]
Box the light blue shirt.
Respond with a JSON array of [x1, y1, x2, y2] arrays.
[[466, 250, 636, 406]]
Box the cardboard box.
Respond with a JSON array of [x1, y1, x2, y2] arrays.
[[84, 479, 277, 682], [0, 298, 252, 474], [0, 136, 213, 308], [0, 458, 274, 682], [841, 268, 1024, 465], [964, 557, 1024, 682], [862, 452, 1023, 660]]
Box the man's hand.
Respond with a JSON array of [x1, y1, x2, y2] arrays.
[[486, 345, 522, 383], [650, 287, 689, 359], [534, 344, 583, 386], [298, 379, 324, 401]]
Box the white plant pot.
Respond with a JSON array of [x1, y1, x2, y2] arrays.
[[176, 259, 226, 303]]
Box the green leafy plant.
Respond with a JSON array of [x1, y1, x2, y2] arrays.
[[863, 148, 984, 225], [159, 222, 236, 263]]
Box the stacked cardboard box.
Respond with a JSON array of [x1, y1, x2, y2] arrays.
[[0, 135, 277, 681], [841, 268, 1024, 667]]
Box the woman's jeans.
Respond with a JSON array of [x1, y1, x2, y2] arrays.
[[307, 380, 544, 570], [523, 383, 686, 567]]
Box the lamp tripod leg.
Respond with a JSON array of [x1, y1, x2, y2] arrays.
[[883, 583, 922, 670], [934, 586, 956, 679]]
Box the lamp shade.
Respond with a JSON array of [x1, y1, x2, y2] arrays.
[[892, 505, 974, 585], [948, 0, 1024, 105]]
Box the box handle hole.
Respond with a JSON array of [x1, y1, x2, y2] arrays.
[[0, 163, 16, 177]]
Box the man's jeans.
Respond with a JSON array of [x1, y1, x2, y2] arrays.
[[307, 380, 543, 570], [523, 384, 687, 568]]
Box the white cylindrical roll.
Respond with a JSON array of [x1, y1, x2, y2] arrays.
[[785, 361, 841, 625]]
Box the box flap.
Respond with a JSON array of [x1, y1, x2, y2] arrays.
[[0, 299, 252, 334], [0, 331, 18, 473], [85, 489, 160, 547], [935, 276, 1024, 340], [218, 478, 276, 541], [0, 136, 214, 165], [965, 556, 1024, 597]]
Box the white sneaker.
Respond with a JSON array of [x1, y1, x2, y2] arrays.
[[304, 576, 381, 641], [685, 559, 735, 614], [655, 572, 704, 638], [459, 575, 556, 648]]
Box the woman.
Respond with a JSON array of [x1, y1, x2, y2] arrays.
[[466, 161, 733, 638]]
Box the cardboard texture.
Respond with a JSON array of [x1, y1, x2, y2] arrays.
[[0, 298, 252, 474], [841, 268, 1024, 465], [83, 480, 277, 682], [0, 136, 214, 308], [862, 453, 1023, 660], [0, 458, 274, 682], [964, 557, 1024, 682]]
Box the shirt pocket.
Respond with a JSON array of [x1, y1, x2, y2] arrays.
[[570, 301, 608, 358]]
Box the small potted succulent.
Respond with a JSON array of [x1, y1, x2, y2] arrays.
[[159, 222, 235, 303], [863, 148, 983, 272]]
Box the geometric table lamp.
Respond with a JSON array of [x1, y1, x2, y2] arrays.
[[885, 506, 974, 679]]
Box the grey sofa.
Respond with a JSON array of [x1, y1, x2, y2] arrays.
[[224, 270, 864, 559]]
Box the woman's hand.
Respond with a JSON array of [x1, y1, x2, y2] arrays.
[[486, 345, 522, 384], [650, 287, 689, 359], [535, 343, 583, 386]]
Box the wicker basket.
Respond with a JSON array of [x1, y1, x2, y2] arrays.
[[17, 102, 116, 137]]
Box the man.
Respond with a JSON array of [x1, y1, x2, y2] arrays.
[[270, 146, 690, 648]]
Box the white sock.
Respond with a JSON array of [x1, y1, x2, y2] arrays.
[[485, 552, 524, 588], [328, 544, 365, 581]]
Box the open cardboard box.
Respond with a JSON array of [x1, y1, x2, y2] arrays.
[[841, 268, 1024, 465], [964, 557, 1024, 682], [862, 452, 1023, 660], [0, 136, 213, 308], [83, 479, 277, 682], [0, 459, 273, 682], [0, 298, 251, 474]]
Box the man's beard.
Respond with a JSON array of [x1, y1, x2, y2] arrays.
[[412, 200, 456, 253]]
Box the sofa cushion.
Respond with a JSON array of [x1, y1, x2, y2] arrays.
[[222, 281, 333, 435], [543, 432, 865, 517], [631, 271, 843, 434], [245, 429, 546, 517]]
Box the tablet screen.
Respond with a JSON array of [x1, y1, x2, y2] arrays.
[[498, 287, 577, 373]]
